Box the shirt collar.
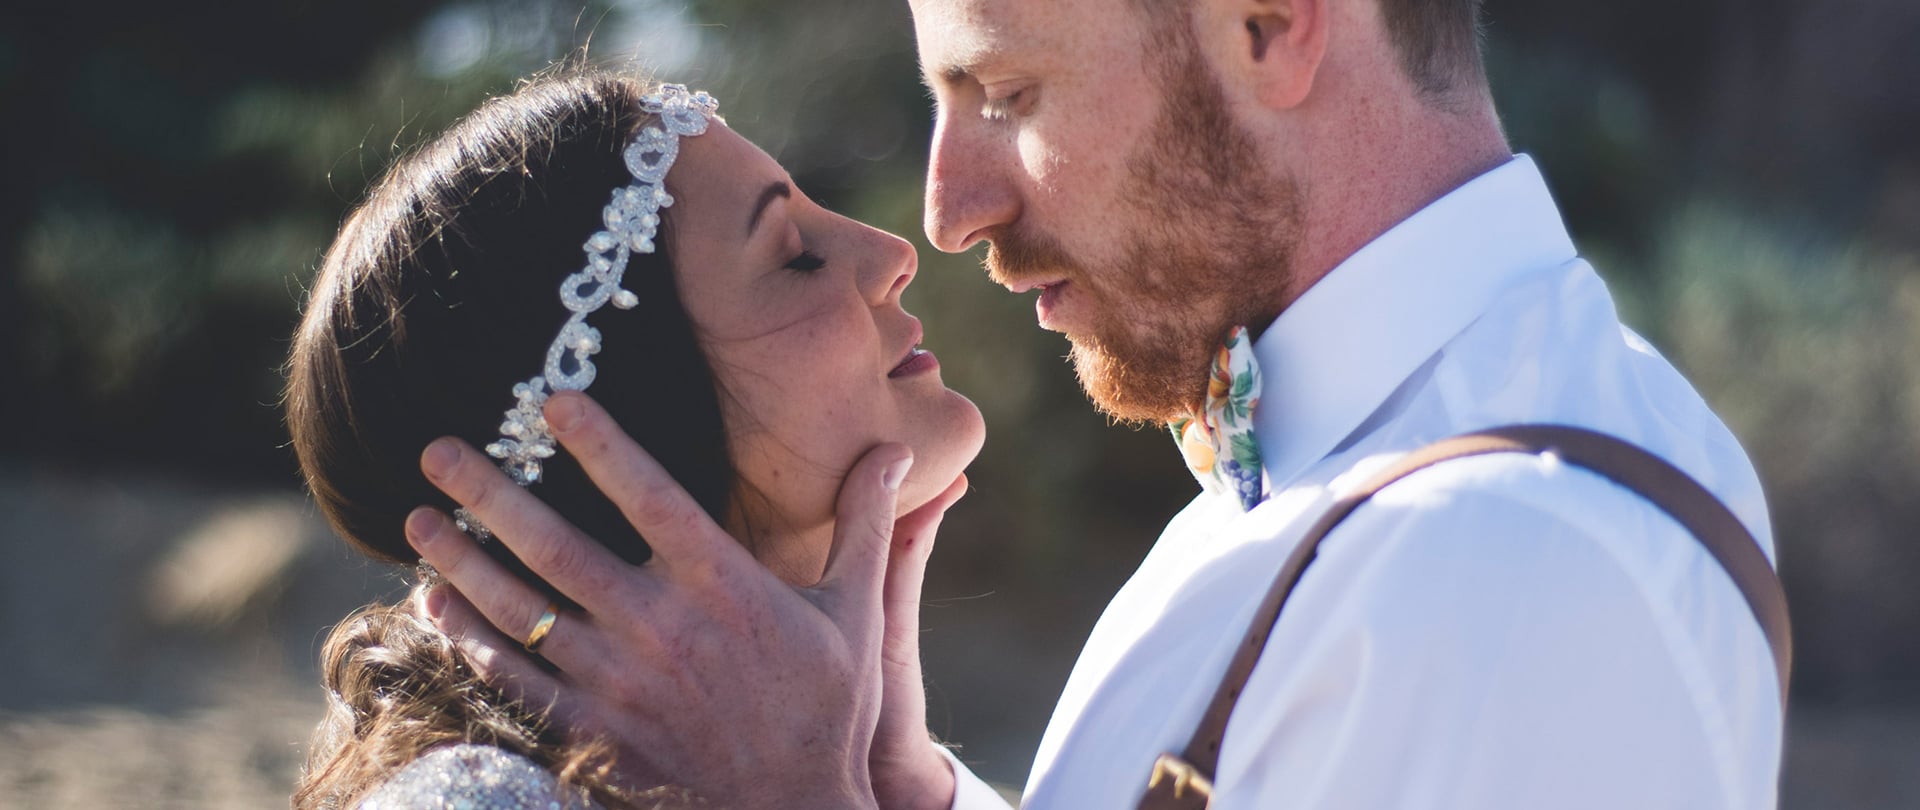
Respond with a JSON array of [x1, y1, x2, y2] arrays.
[[1249, 154, 1579, 486]]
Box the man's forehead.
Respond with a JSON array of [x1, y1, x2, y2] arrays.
[[910, 0, 1044, 80]]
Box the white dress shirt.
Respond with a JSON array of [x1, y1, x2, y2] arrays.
[[945, 155, 1782, 809]]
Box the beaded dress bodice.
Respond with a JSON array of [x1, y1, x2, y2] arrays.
[[356, 744, 599, 809]]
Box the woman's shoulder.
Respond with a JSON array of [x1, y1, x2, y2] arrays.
[[357, 743, 597, 809]]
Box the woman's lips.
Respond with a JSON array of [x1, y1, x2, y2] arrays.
[[889, 348, 939, 378]]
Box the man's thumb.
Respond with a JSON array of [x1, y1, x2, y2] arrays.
[[815, 444, 912, 630]]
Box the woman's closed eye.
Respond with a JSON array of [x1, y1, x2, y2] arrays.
[[785, 249, 826, 273]]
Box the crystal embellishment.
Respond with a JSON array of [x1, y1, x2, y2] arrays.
[[357, 743, 599, 808], [459, 84, 718, 541]]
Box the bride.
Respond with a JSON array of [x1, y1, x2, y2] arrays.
[[285, 67, 984, 807]]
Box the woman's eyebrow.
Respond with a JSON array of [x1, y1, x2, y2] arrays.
[[745, 181, 793, 238]]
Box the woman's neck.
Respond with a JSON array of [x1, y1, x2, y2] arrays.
[[728, 507, 836, 587]]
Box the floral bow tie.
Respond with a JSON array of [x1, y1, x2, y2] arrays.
[[1169, 325, 1265, 511]]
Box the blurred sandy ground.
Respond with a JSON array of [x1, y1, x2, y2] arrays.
[[0, 474, 396, 808], [1, 472, 1915, 809]]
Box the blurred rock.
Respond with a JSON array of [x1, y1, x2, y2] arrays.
[[145, 501, 313, 631]]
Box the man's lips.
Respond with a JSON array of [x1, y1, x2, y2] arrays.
[[997, 276, 1076, 330], [1001, 276, 1067, 294], [1035, 280, 1071, 331]]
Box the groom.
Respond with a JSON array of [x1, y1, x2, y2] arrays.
[[406, 0, 1785, 807]]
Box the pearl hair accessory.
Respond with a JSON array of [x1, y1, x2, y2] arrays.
[[451, 84, 719, 543]]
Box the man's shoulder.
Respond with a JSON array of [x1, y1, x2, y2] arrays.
[[1216, 452, 1782, 810], [1223, 444, 1783, 805], [1405, 257, 1773, 554], [1321, 437, 1753, 579], [1314, 449, 1661, 603], [1287, 443, 1775, 689], [1340, 438, 1684, 533]]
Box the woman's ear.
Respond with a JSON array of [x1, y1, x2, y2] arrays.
[[1206, 0, 1330, 111]]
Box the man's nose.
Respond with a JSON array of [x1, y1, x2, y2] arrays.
[[923, 112, 1017, 254]]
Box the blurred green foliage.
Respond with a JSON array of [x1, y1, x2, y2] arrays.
[[2, 0, 1916, 712]]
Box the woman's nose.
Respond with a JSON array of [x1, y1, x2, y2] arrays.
[[861, 225, 918, 307]]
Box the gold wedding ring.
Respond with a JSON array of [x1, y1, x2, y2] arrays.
[[523, 601, 560, 654]]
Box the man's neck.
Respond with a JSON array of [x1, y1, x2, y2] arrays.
[[1288, 94, 1512, 304]]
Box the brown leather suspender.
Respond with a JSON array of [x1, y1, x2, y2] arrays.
[[1137, 425, 1793, 809]]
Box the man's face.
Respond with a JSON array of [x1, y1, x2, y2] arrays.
[[913, 0, 1300, 424]]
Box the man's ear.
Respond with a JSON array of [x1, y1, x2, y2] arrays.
[[1205, 0, 1329, 111]]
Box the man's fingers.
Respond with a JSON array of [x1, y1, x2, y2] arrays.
[[893, 474, 968, 560], [543, 392, 751, 572], [882, 474, 965, 667], [426, 585, 573, 710], [813, 444, 913, 646], [887, 474, 967, 597], [419, 436, 633, 611], [432, 587, 677, 785], [408, 507, 601, 673]]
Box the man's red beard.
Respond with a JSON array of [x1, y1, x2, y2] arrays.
[[985, 42, 1301, 426]]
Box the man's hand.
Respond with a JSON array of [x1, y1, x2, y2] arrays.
[[871, 475, 967, 810], [405, 391, 923, 809]]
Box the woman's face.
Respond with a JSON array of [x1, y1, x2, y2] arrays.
[[662, 123, 986, 584]]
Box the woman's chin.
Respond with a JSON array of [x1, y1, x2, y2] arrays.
[[900, 394, 986, 511]]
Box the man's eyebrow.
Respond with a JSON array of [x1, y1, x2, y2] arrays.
[[927, 63, 975, 88], [745, 181, 793, 238], [921, 43, 1001, 91]]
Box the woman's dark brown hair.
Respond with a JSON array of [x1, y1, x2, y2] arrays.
[[286, 67, 733, 808]]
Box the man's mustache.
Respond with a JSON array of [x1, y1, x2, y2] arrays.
[[984, 226, 1087, 286]]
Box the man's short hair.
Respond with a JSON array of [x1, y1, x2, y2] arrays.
[[1379, 0, 1486, 98], [1130, 0, 1487, 101]]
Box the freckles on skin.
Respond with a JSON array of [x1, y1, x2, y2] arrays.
[[915, 0, 1170, 260], [711, 307, 898, 514], [698, 279, 841, 344], [707, 305, 874, 406], [1019, 137, 1070, 197], [991, 10, 1162, 236], [632, 122, 992, 585]]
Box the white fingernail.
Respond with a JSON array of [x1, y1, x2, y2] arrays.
[[883, 457, 914, 491]]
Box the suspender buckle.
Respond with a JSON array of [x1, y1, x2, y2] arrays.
[[1144, 753, 1214, 807]]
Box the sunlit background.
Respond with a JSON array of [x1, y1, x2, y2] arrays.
[[1, 1, 1917, 806]]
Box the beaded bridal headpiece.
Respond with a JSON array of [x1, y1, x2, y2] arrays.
[[452, 84, 718, 542]]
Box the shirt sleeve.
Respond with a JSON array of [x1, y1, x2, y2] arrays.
[[1211, 456, 1779, 810], [938, 743, 1017, 810]]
